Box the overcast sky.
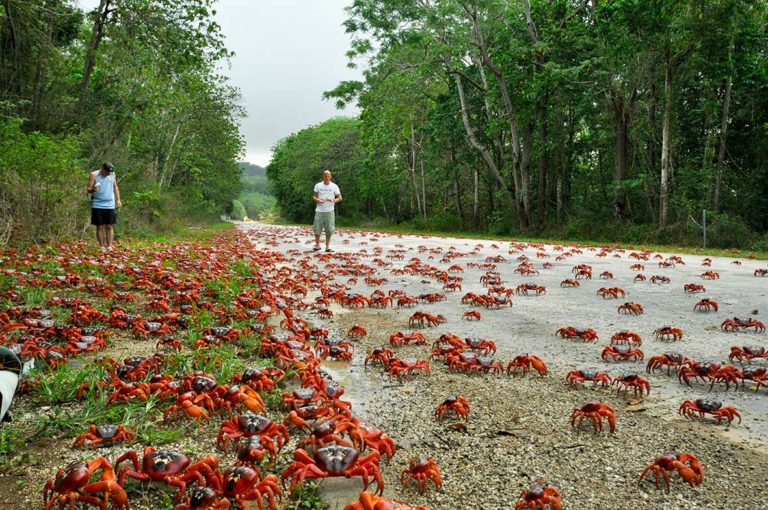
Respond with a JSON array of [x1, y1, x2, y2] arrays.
[[77, 0, 361, 167]]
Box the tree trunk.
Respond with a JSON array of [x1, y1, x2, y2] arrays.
[[659, 51, 673, 228], [522, 118, 533, 225], [454, 73, 516, 213], [713, 46, 734, 213], [612, 96, 630, 222], [2, 0, 21, 96], [473, 167, 480, 229], [450, 147, 464, 222], [78, 0, 113, 115], [409, 122, 422, 219], [419, 157, 427, 220], [465, 7, 529, 230], [537, 97, 548, 224]]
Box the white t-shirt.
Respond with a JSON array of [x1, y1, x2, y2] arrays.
[[314, 181, 341, 212]]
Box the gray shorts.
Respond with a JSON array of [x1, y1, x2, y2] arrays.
[[313, 211, 335, 235]]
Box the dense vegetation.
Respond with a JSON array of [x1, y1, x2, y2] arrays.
[[0, 0, 244, 245], [268, 0, 768, 249], [234, 162, 275, 220]]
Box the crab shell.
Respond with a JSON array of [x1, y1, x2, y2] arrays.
[[315, 446, 360, 473], [143, 450, 191, 479]]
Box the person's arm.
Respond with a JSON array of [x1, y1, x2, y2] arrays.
[[313, 191, 323, 203], [113, 175, 122, 208], [334, 191, 342, 203], [87, 172, 97, 193]]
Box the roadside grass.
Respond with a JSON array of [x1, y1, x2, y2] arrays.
[[265, 219, 768, 261], [127, 222, 234, 248]]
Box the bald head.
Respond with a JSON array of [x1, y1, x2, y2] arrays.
[[322, 170, 332, 184]]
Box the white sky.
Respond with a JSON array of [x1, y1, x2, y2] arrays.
[[77, 0, 361, 167]]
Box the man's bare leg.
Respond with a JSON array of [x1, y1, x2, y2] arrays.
[[325, 235, 331, 250], [96, 226, 106, 249], [106, 225, 114, 250], [314, 233, 321, 249]]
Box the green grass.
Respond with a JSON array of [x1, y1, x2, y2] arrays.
[[287, 482, 328, 510], [266, 218, 768, 261], [128, 222, 234, 247], [33, 363, 108, 404]]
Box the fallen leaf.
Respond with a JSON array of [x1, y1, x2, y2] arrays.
[[625, 404, 647, 412], [497, 428, 530, 439]]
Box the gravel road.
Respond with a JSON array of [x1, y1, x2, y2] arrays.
[[244, 223, 768, 510]]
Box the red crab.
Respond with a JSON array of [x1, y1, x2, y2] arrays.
[[693, 299, 718, 312], [115, 447, 221, 503], [650, 275, 670, 284], [235, 435, 280, 467], [387, 358, 430, 381], [597, 287, 625, 299], [638, 453, 704, 492], [618, 302, 644, 315], [701, 271, 720, 280], [401, 456, 442, 494], [72, 424, 135, 449], [729, 345, 768, 364], [434, 395, 470, 422], [515, 481, 562, 510], [408, 311, 445, 328], [683, 283, 706, 293], [232, 367, 284, 393], [515, 283, 546, 296], [740, 366, 768, 391], [343, 491, 428, 510], [175, 486, 229, 510], [389, 331, 427, 347], [599, 271, 613, 279], [43, 458, 129, 510], [653, 326, 684, 341], [565, 368, 612, 388], [348, 325, 368, 339], [464, 337, 497, 355], [364, 347, 395, 369], [156, 336, 183, 351], [314, 338, 354, 361], [612, 373, 651, 396], [164, 392, 212, 425], [678, 360, 741, 390], [217, 414, 290, 452], [646, 352, 687, 375], [556, 327, 598, 342], [281, 446, 384, 495], [560, 279, 580, 288], [679, 399, 741, 425], [462, 310, 481, 321], [571, 401, 616, 433], [298, 420, 353, 452], [219, 466, 281, 510], [721, 317, 765, 333], [602, 345, 644, 362], [610, 331, 642, 346], [507, 354, 548, 376]]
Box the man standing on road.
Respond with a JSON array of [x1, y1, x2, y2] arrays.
[[312, 170, 342, 252], [87, 162, 122, 251]]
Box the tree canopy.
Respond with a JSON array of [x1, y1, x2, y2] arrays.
[[0, 0, 244, 243], [291, 0, 768, 248]]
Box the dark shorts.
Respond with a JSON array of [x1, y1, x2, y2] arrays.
[[91, 208, 117, 226]]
